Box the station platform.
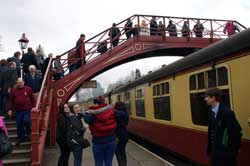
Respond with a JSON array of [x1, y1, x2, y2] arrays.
[[43, 130, 173, 166]]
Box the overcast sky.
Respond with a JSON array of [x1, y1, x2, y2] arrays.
[[0, 0, 249, 92]]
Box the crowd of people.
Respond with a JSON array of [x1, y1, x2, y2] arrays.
[[56, 97, 129, 166], [66, 18, 240, 77], [0, 47, 56, 117]]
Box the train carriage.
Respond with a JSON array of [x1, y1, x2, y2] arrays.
[[109, 29, 250, 165]]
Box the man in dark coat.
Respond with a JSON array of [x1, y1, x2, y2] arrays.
[[205, 88, 242, 166], [21, 47, 39, 74], [23, 65, 42, 93], [7, 51, 21, 77], [0, 62, 18, 116], [124, 18, 133, 39], [150, 16, 159, 36], [109, 23, 121, 47]]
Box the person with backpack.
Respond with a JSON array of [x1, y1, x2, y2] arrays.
[[205, 88, 242, 166], [56, 103, 71, 166]]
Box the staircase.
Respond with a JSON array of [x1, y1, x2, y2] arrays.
[[2, 119, 31, 166]]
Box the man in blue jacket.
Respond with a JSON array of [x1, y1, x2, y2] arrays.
[[205, 88, 242, 166]]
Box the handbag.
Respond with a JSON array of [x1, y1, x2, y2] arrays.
[[0, 129, 12, 158], [79, 137, 90, 149]]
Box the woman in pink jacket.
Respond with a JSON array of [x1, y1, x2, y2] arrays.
[[0, 116, 8, 166]]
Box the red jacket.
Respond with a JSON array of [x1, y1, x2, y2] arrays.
[[88, 104, 117, 137], [224, 22, 235, 36], [8, 86, 36, 111]]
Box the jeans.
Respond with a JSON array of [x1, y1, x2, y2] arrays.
[[72, 144, 83, 166], [115, 140, 128, 166], [93, 141, 116, 166], [16, 110, 31, 140]]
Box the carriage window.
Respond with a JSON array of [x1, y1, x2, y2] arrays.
[[207, 70, 217, 88], [117, 95, 121, 101], [135, 89, 145, 117], [189, 67, 231, 126], [125, 92, 130, 100], [135, 99, 145, 117], [136, 89, 144, 98], [190, 89, 231, 126], [153, 82, 171, 121], [218, 67, 228, 86], [125, 92, 131, 115], [198, 73, 205, 89], [161, 82, 169, 95], [154, 96, 171, 120], [125, 101, 132, 115], [189, 75, 196, 90]]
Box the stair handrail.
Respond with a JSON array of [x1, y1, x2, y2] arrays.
[[31, 57, 53, 166]]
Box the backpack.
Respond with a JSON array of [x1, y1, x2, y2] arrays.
[[0, 129, 12, 158]]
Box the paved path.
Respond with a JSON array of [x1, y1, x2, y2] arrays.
[[43, 131, 174, 166]]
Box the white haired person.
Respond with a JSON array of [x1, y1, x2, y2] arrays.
[[23, 65, 42, 99]]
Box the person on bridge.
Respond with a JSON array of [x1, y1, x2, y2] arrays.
[[53, 56, 64, 80], [181, 21, 190, 37], [150, 16, 159, 36], [223, 21, 240, 37], [124, 18, 133, 39], [56, 103, 71, 166], [76, 34, 86, 68], [205, 88, 242, 166], [166, 20, 177, 37], [193, 20, 204, 38], [109, 23, 121, 47], [132, 24, 139, 37], [158, 21, 166, 36], [8, 78, 35, 145], [97, 40, 108, 54], [114, 101, 129, 166], [140, 20, 149, 36]]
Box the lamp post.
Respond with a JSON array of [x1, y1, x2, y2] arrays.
[[18, 33, 29, 78], [18, 33, 29, 54]]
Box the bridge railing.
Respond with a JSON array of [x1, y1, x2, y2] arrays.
[[51, 14, 246, 79], [31, 57, 53, 166]]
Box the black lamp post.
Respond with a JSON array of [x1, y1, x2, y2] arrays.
[[18, 33, 29, 55], [18, 33, 29, 78]]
